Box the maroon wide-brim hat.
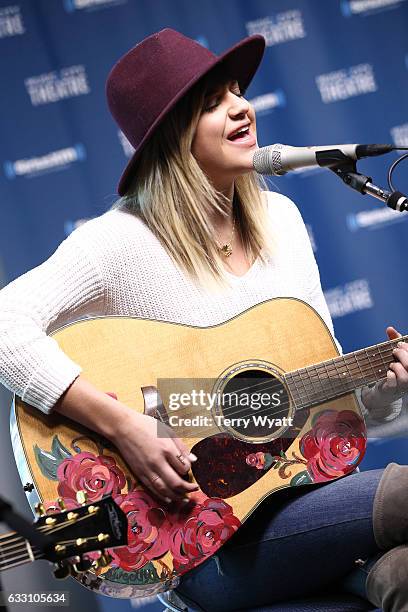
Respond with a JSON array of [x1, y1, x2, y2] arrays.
[[106, 28, 265, 196]]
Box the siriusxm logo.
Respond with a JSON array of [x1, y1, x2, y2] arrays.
[[4, 145, 86, 180], [64, 0, 126, 11], [249, 90, 286, 116], [347, 206, 407, 231], [324, 279, 373, 319], [391, 122, 408, 147], [0, 5, 25, 38], [246, 10, 306, 46], [118, 130, 135, 158], [25, 65, 90, 106], [341, 0, 407, 17], [316, 63, 377, 103]]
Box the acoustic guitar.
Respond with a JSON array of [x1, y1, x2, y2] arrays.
[[10, 298, 403, 599]]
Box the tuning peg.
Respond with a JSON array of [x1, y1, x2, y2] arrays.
[[57, 498, 66, 510], [97, 533, 110, 544], [53, 563, 70, 579], [45, 516, 57, 526], [75, 538, 88, 548], [67, 511, 79, 521], [54, 544, 67, 556], [75, 490, 88, 505], [34, 502, 45, 516], [87, 505, 99, 515]]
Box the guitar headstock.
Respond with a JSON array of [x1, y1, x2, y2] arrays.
[[34, 493, 128, 578]]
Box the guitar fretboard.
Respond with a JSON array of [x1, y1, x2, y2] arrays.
[[285, 335, 407, 409]]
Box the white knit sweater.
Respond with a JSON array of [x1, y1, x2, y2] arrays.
[[0, 191, 400, 422]]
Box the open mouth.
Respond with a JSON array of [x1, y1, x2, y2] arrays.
[[227, 125, 250, 141]]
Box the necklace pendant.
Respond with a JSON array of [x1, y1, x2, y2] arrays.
[[221, 244, 233, 257]]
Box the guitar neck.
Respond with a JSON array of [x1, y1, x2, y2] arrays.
[[0, 531, 39, 572], [285, 334, 408, 409]]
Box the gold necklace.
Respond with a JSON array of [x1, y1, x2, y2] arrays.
[[215, 217, 236, 257]]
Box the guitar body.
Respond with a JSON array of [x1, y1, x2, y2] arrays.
[[11, 298, 366, 598]]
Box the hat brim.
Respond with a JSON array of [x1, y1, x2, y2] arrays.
[[117, 34, 265, 196]]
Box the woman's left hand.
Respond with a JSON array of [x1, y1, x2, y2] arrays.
[[363, 326, 408, 414], [380, 326, 408, 401]]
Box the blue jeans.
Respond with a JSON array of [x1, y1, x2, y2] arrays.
[[176, 469, 385, 611]]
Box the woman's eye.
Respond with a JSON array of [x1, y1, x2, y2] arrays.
[[204, 98, 220, 112]]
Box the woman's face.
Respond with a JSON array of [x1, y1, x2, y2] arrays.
[[191, 79, 258, 191]]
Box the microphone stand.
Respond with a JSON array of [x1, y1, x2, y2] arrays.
[[330, 160, 408, 212], [0, 496, 52, 612]]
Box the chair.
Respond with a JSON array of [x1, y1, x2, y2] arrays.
[[157, 590, 379, 611]]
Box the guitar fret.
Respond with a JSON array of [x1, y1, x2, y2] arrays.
[[295, 368, 312, 407], [311, 362, 326, 403], [352, 352, 366, 386], [369, 347, 387, 381], [364, 347, 378, 381], [332, 357, 350, 393], [286, 372, 303, 407]]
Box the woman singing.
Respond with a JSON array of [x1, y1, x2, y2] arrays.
[[0, 28, 407, 610]]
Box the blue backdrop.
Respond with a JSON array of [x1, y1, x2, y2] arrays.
[[1, 1, 408, 610]]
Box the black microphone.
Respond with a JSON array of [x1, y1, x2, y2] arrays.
[[253, 143, 394, 176]]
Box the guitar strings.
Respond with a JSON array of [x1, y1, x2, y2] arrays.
[[169, 361, 390, 437], [0, 549, 43, 569], [171, 363, 385, 430], [170, 344, 398, 427], [0, 513, 97, 568]]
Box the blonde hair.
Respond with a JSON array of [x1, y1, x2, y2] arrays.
[[113, 70, 273, 289]]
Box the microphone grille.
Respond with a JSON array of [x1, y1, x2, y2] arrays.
[[253, 144, 286, 176]]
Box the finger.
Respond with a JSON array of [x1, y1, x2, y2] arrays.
[[389, 361, 408, 387], [167, 449, 191, 476], [157, 463, 199, 499], [393, 347, 408, 369], [386, 326, 402, 340], [381, 369, 398, 392], [167, 440, 197, 475], [139, 474, 172, 504], [396, 341, 408, 354], [148, 470, 181, 502]]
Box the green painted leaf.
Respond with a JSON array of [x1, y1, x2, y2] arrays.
[[263, 453, 274, 469], [105, 563, 160, 585], [273, 462, 281, 469], [33, 435, 72, 481], [290, 470, 312, 487], [51, 435, 72, 461]]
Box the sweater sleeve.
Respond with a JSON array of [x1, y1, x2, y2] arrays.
[[0, 226, 105, 414]]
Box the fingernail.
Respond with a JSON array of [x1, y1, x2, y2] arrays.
[[189, 453, 198, 461], [398, 342, 405, 347], [165, 497, 172, 504], [181, 498, 190, 504]]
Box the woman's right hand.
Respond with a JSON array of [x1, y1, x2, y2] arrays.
[[111, 409, 199, 504], [53, 377, 199, 504]]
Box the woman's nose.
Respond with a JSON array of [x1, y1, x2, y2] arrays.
[[228, 94, 250, 117]]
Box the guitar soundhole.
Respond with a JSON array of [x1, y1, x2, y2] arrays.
[[218, 369, 290, 441]]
